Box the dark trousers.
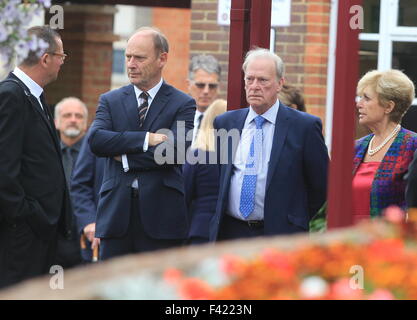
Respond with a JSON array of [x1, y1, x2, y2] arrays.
[[99, 190, 184, 260], [217, 214, 264, 241], [0, 218, 58, 289]]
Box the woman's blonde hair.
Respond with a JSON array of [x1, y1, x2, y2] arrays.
[[357, 69, 415, 123], [192, 99, 227, 151]]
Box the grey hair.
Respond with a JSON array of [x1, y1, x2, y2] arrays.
[[242, 47, 285, 80], [134, 26, 169, 54], [54, 97, 88, 120], [189, 54, 221, 80]]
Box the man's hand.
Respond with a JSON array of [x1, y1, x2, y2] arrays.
[[114, 155, 121, 162], [91, 237, 100, 250], [149, 133, 168, 146], [83, 223, 96, 242]]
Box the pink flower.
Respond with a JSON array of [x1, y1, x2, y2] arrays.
[[384, 205, 405, 223], [368, 289, 395, 300], [330, 278, 364, 300], [163, 268, 183, 285], [221, 254, 245, 275]]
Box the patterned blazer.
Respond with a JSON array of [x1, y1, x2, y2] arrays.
[[353, 128, 417, 217]]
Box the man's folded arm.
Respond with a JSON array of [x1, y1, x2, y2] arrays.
[[125, 99, 196, 171], [88, 94, 148, 157]]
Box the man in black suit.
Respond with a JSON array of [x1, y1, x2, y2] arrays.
[[0, 26, 72, 288]]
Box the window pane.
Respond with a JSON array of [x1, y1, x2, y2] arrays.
[[363, 0, 380, 33], [112, 49, 125, 74], [398, 0, 417, 27], [392, 42, 417, 90], [394, 41, 417, 131], [359, 41, 378, 77]]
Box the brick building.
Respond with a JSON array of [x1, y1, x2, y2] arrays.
[[189, 0, 330, 123], [4, 0, 415, 138]]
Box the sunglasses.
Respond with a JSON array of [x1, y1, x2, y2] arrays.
[[194, 82, 219, 90]]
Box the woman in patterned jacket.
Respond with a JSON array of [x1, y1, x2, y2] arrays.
[[353, 69, 417, 223]]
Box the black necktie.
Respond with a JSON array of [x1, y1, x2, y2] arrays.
[[39, 93, 51, 120], [197, 114, 203, 130], [138, 91, 149, 128]]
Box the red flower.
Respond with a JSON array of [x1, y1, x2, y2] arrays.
[[179, 278, 214, 300]]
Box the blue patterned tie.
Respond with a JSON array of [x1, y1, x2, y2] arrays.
[[239, 115, 266, 218]]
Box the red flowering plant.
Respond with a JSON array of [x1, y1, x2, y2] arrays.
[[160, 206, 417, 300]]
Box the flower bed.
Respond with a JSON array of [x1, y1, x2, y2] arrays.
[[97, 207, 417, 300]]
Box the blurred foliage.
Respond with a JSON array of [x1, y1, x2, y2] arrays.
[[310, 203, 327, 233]]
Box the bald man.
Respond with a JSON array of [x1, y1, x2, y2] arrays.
[[89, 27, 196, 259]]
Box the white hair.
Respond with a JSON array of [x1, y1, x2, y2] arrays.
[[242, 47, 285, 80]]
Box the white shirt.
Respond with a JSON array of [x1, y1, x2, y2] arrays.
[[227, 101, 280, 221], [192, 109, 204, 144], [122, 78, 164, 188], [12, 67, 44, 110]]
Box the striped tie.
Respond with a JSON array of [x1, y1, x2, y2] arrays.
[[138, 91, 149, 128]]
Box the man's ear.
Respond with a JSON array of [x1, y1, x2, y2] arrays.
[[159, 52, 168, 67], [40, 53, 49, 68], [277, 77, 285, 92]]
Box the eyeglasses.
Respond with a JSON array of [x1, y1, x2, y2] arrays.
[[194, 82, 219, 90], [48, 52, 67, 61]]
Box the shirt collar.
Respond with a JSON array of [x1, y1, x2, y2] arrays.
[[246, 100, 280, 125], [133, 78, 163, 103], [12, 67, 43, 99], [194, 109, 204, 123], [60, 138, 83, 152]]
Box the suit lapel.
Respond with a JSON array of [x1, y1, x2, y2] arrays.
[[8, 73, 61, 154], [266, 103, 290, 190], [220, 109, 248, 210], [122, 85, 141, 130], [141, 82, 170, 131], [224, 109, 248, 183]]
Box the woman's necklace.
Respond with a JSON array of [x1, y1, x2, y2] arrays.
[[367, 124, 401, 156]]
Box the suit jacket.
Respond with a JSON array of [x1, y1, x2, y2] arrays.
[[183, 150, 220, 240], [70, 129, 105, 235], [406, 149, 417, 208], [89, 81, 196, 239], [209, 103, 329, 240], [354, 128, 417, 216], [0, 73, 71, 241]]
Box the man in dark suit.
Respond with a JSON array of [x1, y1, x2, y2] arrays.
[[71, 127, 105, 262], [89, 27, 195, 260], [54, 97, 88, 267], [0, 26, 71, 288], [210, 48, 328, 241]]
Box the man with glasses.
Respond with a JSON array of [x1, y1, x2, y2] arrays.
[[187, 55, 221, 143], [0, 26, 71, 288]]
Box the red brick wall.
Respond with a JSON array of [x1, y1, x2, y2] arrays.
[[153, 8, 191, 93], [44, 6, 117, 125], [189, 0, 331, 124]]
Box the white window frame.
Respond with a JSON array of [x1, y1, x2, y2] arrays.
[[360, 0, 417, 104], [326, 0, 417, 148]]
